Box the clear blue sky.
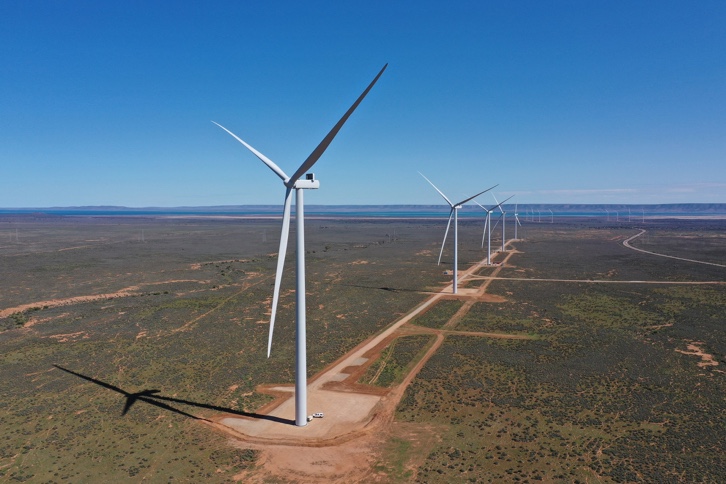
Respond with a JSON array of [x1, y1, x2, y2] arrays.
[[1, 1, 724, 207]]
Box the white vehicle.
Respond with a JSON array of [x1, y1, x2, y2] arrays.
[[312, 412, 324, 418]]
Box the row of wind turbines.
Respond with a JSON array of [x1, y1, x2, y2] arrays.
[[212, 64, 523, 428], [419, 174, 521, 294]]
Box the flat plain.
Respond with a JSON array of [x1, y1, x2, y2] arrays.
[[1, 214, 724, 482]]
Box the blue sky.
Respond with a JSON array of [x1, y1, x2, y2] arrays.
[[1, 1, 724, 207]]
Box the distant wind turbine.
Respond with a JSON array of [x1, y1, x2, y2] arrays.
[[420, 173, 496, 294], [214, 64, 387, 427], [514, 203, 522, 239], [492, 194, 507, 252], [549, 208, 554, 223], [476, 195, 512, 265]]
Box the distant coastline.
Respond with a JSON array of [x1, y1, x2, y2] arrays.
[[1, 203, 725, 220]]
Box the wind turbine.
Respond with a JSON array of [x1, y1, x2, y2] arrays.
[[549, 208, 554, 223], [514, 203, 522, 240], [420, 173, 496, 294], [492, 194, 508, 252], [476, 195, 512, 265], [214, 64, 387, 427]]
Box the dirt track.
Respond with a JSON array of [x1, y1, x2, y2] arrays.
[[623, 229, 726, 268], [212, 244, 531, 482]]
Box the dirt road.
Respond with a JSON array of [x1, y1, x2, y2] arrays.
[[213, 244, 532, 482], [622, 229, 726, 268]]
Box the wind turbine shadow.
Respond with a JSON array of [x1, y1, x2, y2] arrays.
[[53, 365, 295, 426], [338, 282, 425, 293]]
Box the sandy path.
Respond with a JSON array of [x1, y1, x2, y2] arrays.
[[0, 279, 213, 320], [467, 275, 725, 285], [0, 290, 141, 319], [623, 229, 726, 268]]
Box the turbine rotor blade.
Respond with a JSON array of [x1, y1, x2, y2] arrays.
[[289, 64, 388, 185], [455, 184, 499, 207], [475, 200, 491, 248], [475, 200, 489, 213], [267, 187, 293, 358], [438, 208, 454, 265], [212, 122, 290, 182], [492, 194, 514, 213], [419, 172, 453, 207], [492, 214, 502, 230]]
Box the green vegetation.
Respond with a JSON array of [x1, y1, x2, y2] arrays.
[[8, 310, 30, 328], [373, 437, 415, 480], [360, 334, 435, 387], [410, 300, 463, 328], [456, 301, 541, 334]]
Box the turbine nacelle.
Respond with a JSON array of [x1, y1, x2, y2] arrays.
[[291, 173, 320, 189]]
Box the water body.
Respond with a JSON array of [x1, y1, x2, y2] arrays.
[[1, 207, 724, 219]]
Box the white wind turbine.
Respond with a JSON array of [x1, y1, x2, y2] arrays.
[[214, 64, 387, 427], [514, 203, 522, 239], [492, 194, 508, 252], [420, 173, 496, 294], [476, 195, 512, 265]]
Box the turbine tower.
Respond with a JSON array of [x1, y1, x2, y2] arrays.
[[476, 195, 512, 265], [476, 201, 494, 265], [214, 64, 387, 427], [420, 173, 496, 294], [514, 203, 522, 239], [492, 194, 507, 252]]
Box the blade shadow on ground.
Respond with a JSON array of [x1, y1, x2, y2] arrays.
[[53, 364, 295, 425], [338, 283, 429, 293]]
